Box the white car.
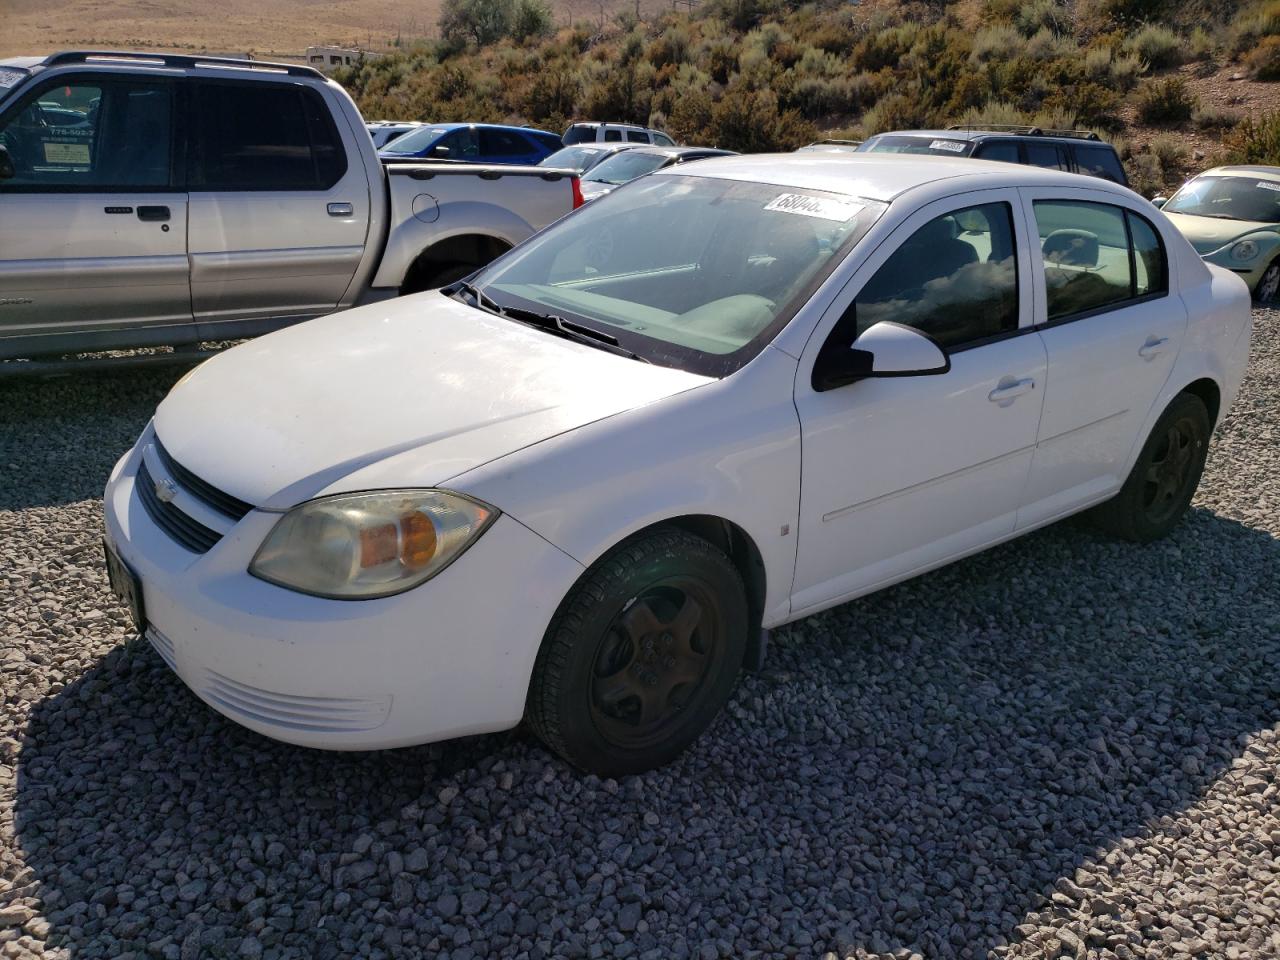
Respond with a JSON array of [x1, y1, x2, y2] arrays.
[[365, 120, 426, 149], [103, 155, 1253, 776]]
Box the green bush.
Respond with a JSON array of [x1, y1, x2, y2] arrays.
[[1149, 132, 1187, 170], [1136, 76, 1196, 125], [1015, 0, 1071, 37], [1223, 111, 1280, 164], [511, 0, 553, 42], [1123, 24, 1183, 68], [1193, 104, 1241, 129], [1246, 35, 1280, 80]]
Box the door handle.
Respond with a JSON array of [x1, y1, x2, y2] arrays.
[[327, 202, 354, 217], [988, 378, 1036, 404], [136, 205, 170, 222], [1138, 336, 1170, 360]]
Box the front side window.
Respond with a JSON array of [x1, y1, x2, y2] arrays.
[[473, 175, 885, 375], [854, 202, 1019, 350], [189, 82, 346, 189], [0, 79, 172, 189], [439, 127, 479, 159], [1033, 200, 1166, 322], [974, 141, 1020, 164]]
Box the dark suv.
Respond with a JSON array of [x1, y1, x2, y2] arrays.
[[857, 125, 1128, 186]]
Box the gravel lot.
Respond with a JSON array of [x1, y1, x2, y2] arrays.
[[1, 309, 1278, 960]]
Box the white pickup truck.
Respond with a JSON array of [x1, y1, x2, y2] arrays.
[[0, 51, 582, 368]]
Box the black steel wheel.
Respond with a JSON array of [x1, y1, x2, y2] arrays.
[[526, 528, 748, 776], [1092, 392, 1211, 542]]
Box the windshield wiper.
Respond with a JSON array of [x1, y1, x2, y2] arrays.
[[448, 280, 505, 317], [503, 307, 650, 363]]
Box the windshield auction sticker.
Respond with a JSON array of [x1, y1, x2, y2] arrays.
[[929, 140, 968, 153], [0, 68, 26, 88], [765, 193, 864, 222], [1257, 181, 1280, 192]]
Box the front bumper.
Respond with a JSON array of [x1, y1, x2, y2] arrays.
[[103, 433, 583, 750]]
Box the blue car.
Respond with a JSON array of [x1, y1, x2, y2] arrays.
[[379, 122, 563, 165]]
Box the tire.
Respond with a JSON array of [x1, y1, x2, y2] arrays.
[[1255, 259, 1280, 305], [526, 528, 748, 777], [401, 260, 474, 295], [1091, 392, 1211, 543]]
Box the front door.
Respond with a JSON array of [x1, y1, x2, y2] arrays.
[[791, 192, 1046, 615], [185, 79, 369, 326], [0, 75, 189, 349], [1015, 191, 1187, 528]]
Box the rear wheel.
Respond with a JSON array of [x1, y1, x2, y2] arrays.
[[526, 528, 748, 776], [1092, 392, 1211, 542]]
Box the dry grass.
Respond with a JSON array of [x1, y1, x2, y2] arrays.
[[0, 0, 668, 60]]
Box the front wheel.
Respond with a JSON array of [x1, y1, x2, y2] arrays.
[[526, 528, 748, 777], [1091, 392, 1211, 542], [1255, 260, 1280, 304]]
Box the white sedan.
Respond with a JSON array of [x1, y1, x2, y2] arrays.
[[103, 155, 1253, 776]]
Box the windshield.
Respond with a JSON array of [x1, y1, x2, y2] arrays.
[[584, 151, 669, 185], [380, 126, 452, 155], [1163, 175, 1280, 224], [470, 174, 885, 376], [0, 67, 28, 105], [861, 135, 974, 157], [541, 145, 609, 170]]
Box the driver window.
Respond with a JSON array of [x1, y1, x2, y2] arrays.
[[854, 202, 1019, 350], [440, 127, 478, 158]]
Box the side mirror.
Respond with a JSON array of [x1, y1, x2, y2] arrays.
[[431, 145, 450, 159], [1151, 195, 1168, 208], [0, 144, 14, 181], [812, 321, 949, 392]]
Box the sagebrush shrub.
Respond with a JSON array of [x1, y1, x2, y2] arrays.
[[1223, 111, 1280, 164], [1136, 76, 1196, 125], [1123, 24, 1183, 69]]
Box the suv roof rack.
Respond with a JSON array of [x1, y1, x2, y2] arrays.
[[946, 123, 1101, 142], [41, 50, 325, 80], [808, 138, 863, 146]]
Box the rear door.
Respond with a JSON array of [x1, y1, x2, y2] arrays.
[[186, 79, 369, 326], [478, 127, 543, 165], [0, 73, 189, 347]]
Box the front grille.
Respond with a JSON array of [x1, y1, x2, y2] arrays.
[[203, 670, 392, 733], [136, 460, 222, 553], [154, 438, 253, 521]]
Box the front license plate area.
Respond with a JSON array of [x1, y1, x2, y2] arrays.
[[104, 540, 145, 633]]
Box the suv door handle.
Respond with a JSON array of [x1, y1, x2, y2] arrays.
[[1138, 336, 1170, 359], [988, 378, 1036, 404], [136, 205, 170, 222]]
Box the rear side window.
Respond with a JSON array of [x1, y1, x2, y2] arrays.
[[562, 125, 593, 145], [189, 82, 347, 190], [481, 128, 531, 157], [604, 128, 622, 142], [974, 141, 1020, 164], [1026, 143, 1069, 171], [626, 130, 648, 143], [0, 78, 173, 189], [1033, 200, 1166, 322], [653, 132, 675, 146], [1074, 144, 1127, 184], [854, 201, 1019, 350]]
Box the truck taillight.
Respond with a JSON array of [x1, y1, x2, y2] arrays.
[[571, 177, 585, 209]]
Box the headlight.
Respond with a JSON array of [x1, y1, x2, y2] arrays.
[[1231, 239, 1259, 262], [250, 490, 497, 599]]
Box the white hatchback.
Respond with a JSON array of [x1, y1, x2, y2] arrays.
[[103, 155, 1253, 776]]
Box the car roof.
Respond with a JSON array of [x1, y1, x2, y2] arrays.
[[1203, 165, 1280, 183], [871, 128, 1113, 148], [567, 121, 650, 130], [662, 152, 1133, 202]]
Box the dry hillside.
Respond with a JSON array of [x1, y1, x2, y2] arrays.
[[0, 0, 669, 60]]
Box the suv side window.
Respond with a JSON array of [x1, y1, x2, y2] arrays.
[[974, 141, 1020, 164], [604, 128, 622, 142], [0, 78, 173, 189], [189, 81, 347, 190], [653, 132, 675, 146], [1073, 144, 1127, 184], [1033, 200, 1166, 322], [853, 202, 1019, 350], [1026, 143, 1069, 171], [626, 130, 649, 143]]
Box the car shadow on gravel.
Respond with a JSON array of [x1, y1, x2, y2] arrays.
[[11, 506, 1280, 958], [0, 368, 181, 511]]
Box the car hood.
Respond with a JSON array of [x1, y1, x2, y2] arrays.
[[153, 293, 709, 510], [1163, 212, 1277, 255]]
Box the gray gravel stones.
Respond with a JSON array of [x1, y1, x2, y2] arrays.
[[2, 310, 1279, 959]]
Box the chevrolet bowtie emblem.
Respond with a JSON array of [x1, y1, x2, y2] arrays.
[[154, 476, 179, 504]]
